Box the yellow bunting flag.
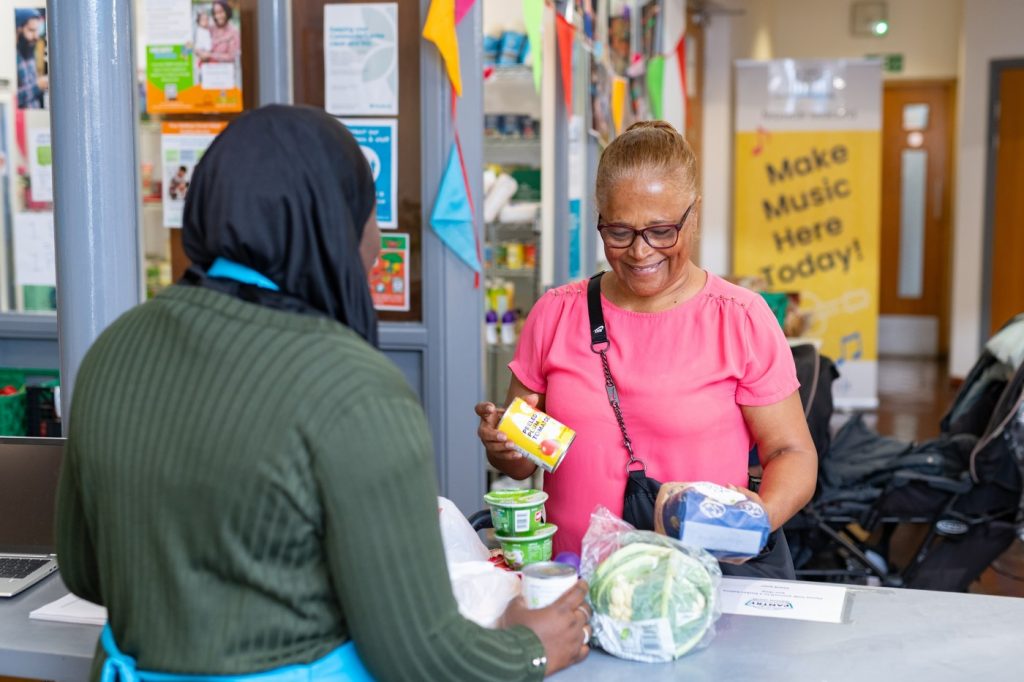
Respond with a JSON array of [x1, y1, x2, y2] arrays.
[[611, 76, 627, 135], [423, 0, 462, 96]]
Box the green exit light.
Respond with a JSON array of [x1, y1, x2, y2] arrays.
[[874, 20, 889, 36]]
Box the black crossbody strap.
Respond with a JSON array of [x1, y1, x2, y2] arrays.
[[587, 272, 645, 473]]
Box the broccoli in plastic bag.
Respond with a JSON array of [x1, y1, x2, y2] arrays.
[[581, 506, 722, 663]]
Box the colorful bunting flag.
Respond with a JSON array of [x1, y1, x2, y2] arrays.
[[611, 76, 627, 135], [675, 35, 689, 128], [430, 143, 481, 273], [555, 14, 575, 116], [522, 0, 544, 93], [455, 0, 477, 24], [424, 0, 463, 96], [646, 54, 666, 120]]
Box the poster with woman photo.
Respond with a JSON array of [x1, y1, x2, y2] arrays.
[[14, 8, 48, 111], [145, 0, 243, 114]]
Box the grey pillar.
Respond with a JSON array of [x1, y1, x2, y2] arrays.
[[417, 0, 487, 514], [258, 0, 293, 105], [49, 0, 141, 421]]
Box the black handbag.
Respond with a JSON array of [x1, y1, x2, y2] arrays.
[[587, 272, 662, 531]]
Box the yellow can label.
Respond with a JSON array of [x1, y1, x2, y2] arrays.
[[497, 397, 576, 473]]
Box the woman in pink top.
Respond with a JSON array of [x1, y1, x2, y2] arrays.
[[477, 121, 817, 577], [198, 1, 241, 65]]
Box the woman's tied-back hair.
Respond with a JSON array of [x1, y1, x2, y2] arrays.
[[596, 120, 697, 208]]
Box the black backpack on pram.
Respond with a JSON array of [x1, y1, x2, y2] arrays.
[[789, 314, 1024, 590]]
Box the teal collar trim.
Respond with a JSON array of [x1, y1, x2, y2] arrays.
[[207, 258, 280, 292]]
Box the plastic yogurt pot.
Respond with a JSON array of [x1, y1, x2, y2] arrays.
[[483, 489, 549, 536], [495, 523, 557, 570]]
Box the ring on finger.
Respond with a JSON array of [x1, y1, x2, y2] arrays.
[[582, 624, 592, 646], [576, 604, 590, 621]]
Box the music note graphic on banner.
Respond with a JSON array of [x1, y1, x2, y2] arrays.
[[752, 126, 771, 156], [838, 332, 864, 364]]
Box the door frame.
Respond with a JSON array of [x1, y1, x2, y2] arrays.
[[880, 78, 957, 356], [981, 58, 1024, 343]]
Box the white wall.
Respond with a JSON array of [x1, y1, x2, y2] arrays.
[[759, 0, 962, 79], [949, 0, 1024, 377]]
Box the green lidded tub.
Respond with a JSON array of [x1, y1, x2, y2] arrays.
[[495, 523, 557, 571], [483, 489, 548, 537]]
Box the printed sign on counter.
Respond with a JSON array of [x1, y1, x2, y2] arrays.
[[144, 0, 243, 114], [340, 118, 398, 229], [161, 121, 227, 228], [324, 3, 399, 116], [369, 232, 409, 311], [720, 578, 850, 624]]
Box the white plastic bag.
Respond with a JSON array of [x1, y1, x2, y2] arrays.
[[438, 497, 520, 628], [449, 561, 522, 628], [437, 497, 490, 564]]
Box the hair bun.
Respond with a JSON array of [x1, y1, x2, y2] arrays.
[[624, 120, 677, 134]]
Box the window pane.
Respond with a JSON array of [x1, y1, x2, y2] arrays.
[[898, 149, 927, 299]]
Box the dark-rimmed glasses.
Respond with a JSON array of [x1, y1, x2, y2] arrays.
[[597, 200, 697, 249]]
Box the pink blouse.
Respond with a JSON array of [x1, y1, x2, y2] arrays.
[[509, 272, 799, 555]]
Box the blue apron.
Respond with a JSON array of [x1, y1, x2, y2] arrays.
[[100, 625, 375, 682]]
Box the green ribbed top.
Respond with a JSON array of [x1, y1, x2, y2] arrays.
[[56, 285, 545, 680]]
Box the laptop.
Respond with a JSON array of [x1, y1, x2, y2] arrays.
[[0, 437, 63, 598]]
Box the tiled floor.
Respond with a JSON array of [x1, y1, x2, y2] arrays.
[[871, 356, 1024, 598]]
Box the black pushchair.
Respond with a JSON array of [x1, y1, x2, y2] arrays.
[[787, 314, 1024, 591]]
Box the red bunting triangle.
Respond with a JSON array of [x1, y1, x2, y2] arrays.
[[555, 14, 575, 117], [675, 35, 689, 129]]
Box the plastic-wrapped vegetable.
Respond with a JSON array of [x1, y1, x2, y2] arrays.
[[581, 506, 721, 663]]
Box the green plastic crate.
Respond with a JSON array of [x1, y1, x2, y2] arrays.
[[0, 368, 60, 436]]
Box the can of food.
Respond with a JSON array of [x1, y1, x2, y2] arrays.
[[484, 114, 502, 137], [505, 242, 524, 269], [497, 397, 576, 473], [523, 243, 537, 269], [522, 561, 579, 609], [494, 243, 508, 268], [499, 114, 521, 138]]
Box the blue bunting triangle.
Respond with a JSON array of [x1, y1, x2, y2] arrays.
[[430, 144, 481, 272]]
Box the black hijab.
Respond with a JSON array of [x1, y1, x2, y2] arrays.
[[182, 105, 378, 347]]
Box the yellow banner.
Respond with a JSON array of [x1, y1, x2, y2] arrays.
[[734, 130, 881, 369]]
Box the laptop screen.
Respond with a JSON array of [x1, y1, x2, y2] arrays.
[[0, 437, 64, 555]]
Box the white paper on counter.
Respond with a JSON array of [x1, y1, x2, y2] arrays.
[[29, 593, 107, 626], [719, 577, 849, 623]]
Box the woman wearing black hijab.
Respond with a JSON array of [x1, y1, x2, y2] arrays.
[[56, 106, 589, 681]]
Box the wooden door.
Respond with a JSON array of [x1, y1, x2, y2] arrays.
[[879, 81, 955, 353], [988, 67, 1024, 336]]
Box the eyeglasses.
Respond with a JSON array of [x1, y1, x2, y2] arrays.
[[597, 200, 697, 250]]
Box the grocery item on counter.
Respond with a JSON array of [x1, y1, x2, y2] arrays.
[[654, 482, 771, 560], [522, 561, 578, 609], [497, 397, 576, 473], [581, 507, 722, 663], [483, 488, 548, 536], [495, 523, 557, 570]]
